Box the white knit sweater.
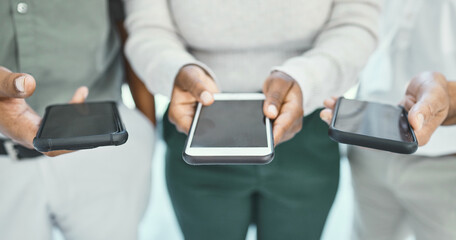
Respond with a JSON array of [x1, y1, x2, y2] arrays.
[[124, 0, 380, 115]]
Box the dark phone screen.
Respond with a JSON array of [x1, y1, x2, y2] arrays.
[[39, 102, 118, 139], [334, 98, 414, 142], [191, 100, 268, 147]]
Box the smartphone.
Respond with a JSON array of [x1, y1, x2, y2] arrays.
[[329, 97, 418, 154], [33, 101, 128, 152], [183, 93, 274, 165]]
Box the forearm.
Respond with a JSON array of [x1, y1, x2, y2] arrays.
[[273, 0, 380, 115], [445, 81, 456, 125], [115, 20, 156, 125], [127, 67, 156, 125], [124, 0, 216, 98]]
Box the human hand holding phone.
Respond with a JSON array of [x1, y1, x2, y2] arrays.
[[263, 71, 303, 145], [169, 65, 219, 134], [319, 72, 452, 147], [0, 66, 88, 156], [401, 72, 451, 145]]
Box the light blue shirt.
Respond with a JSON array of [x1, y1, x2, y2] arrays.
[[358, 0, 456, 156]]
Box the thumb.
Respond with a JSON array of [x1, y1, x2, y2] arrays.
[[69, 86, 89, 104], [320, 108, 333, 125], [175, 65, 218, 106], [407, 101, 444, 146], [263, 80, 293, 119], [186, 78, 216, 106], [408, 106, 425, 132], [0, 67, 36, 98]]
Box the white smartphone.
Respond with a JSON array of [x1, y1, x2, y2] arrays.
[[183, 93, 274, 165]]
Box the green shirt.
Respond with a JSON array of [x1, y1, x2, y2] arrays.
[[0, 0, 123, 115]]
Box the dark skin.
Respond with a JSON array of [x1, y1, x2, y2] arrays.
[[116, 21, 156, 126], [444, 80, 456, 125], [168, 65, 303, 145], [0, 66, 88, 156], [320, 72, 456, 146]]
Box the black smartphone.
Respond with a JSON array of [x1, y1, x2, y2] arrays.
[[183, 93, 274, 165], [329, 97, 418, 154], [33, 101, 128, 152]]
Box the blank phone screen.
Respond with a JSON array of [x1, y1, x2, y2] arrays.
[[191, 100, 268, 147], [334, 98, 414, 142], [39, 102, 118, 139]]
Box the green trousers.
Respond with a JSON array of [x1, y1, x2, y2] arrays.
[[163, 109, 340, 240]]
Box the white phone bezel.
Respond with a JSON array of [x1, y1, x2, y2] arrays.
[[184, 93, 273, 157]]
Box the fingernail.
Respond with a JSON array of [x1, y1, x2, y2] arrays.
[[200, 91, 212, 104], [268, 105, 278, 117], [14, 75, 26, 93], [417, 113, 424, 130]]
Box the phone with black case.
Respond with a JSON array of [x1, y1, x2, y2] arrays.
[[329, 97, 418, 154], [33, 101, 128, 152]]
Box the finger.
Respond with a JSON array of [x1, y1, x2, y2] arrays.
[[168, 90, 198, 134], [43, 150, 74, 157], [272, 84, 303, 145], [168, 105, 195, 134], [174, 115, 193, 134], [69, 86, 89, 104], [263, 78, 294, 119], [320, 108, 333, 125], [272, 111, 302, 145], [176, 66, 218, 106], [402, 96, 416, 111], [323, 98, 337, 110], [186, 78, 216, 106], [408, 98, 446, 146], [277, 116, 303, 144], [272, 120, 287, 145], [0, 67, 36, 98]]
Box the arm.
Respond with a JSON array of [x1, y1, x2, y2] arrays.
[[126, 64, 157, 125], [446, 81, 456, 125], [273, 0, 381, 115], [123, 0, 218, 134], [123, 0, 215, 98], [116, 21, 156, 125]]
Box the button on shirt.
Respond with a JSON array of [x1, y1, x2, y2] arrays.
[[358, 0, 456, 156], [0, 0, 123, 115]]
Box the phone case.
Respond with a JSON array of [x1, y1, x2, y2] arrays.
[[182, 117, 275, 165], [328, 97, 418, 154], [33, 101, 128, 152]]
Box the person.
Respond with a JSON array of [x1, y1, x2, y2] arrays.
[[0, 1, 155, 239], [321, 72, 456, 144], [124, 0, 380, 239], [320, 0, 456, 239]]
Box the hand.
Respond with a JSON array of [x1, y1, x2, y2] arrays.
[[168, 65, 219, 134], [319, 72, 451, 146], [401, 72, 450, 146], [0, 66, 88, 157], [263, 71, 303, 145]]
